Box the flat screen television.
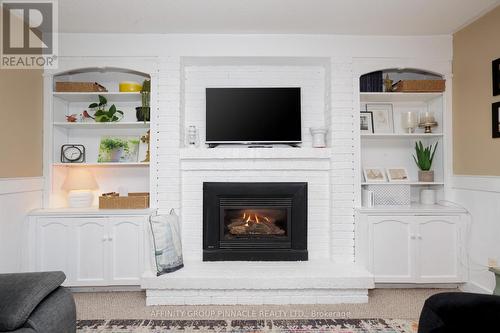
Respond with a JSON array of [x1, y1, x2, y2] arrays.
[[206, 87, 301, 145]]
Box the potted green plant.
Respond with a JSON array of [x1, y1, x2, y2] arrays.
[[413, 141, 438, 182], [136, 79, 150, 122], [98, 138, 129, 162], [88, 95, 123, 122]]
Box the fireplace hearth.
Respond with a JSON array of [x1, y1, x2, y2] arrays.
[[203, 182, 307, 261]]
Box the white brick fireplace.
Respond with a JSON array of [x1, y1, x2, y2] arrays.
[[141, 56, 374, 305]]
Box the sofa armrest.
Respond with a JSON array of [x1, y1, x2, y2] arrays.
[[418, 292, 500, 333], [0, 272, 66, 331], [25, 287, 76, 333]]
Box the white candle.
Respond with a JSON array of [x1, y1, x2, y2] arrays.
[[421, 111, 435, 123]]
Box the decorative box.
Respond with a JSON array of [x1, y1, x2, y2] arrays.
[[366, 184, 411, 206]]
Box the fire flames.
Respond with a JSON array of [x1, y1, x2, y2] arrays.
[[227, 210, 285, 236]]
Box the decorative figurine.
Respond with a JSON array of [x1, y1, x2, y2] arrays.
[[141, 130, 150, 163]]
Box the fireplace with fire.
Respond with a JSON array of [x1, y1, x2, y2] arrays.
[[203, 182, 307, 261]]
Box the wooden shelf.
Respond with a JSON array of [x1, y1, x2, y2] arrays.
[[361, 182, 444, 186], [53, 162, 149, 167], [53, 92, 141, 102], [360, 92, 443, 103], [53, 122, 149, 129], [361, 133, 443, 139]]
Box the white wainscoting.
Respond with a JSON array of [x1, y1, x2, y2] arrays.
[[450, 175, 500, 294], [0, 177, 43, 273]]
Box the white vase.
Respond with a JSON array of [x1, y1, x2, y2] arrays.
[[420, 189, 436, 205], [310, 127, 327, 148]]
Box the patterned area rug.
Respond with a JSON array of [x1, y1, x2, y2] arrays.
[[77, 319, 418, 332]]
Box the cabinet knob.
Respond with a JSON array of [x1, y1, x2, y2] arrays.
[[108, 236, 113, 241], [102, 237, 107, 242], [410, 235, 416, 240], [417, 235, 422, 240]]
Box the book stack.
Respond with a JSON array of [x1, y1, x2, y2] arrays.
[[360, 71, 383, 92]]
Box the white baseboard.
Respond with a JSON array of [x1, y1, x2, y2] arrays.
[[459, 281, 492, 294]]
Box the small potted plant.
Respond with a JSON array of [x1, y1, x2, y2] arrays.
[[136, 79, 150, 122], [413, 141, 438, 182], [98, 138, 129, 162], [88, 95, 123, 122]]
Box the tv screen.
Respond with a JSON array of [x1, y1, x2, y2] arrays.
[[206, 87, 301, 144]]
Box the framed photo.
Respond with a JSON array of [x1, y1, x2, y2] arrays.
[[493, 102, 500, 138], [367, 104, 394, 133], [493, 58, 500, 96], [386, 168, 409, 182], [363, 168, 387, 183], [360, 111, 374, 134]]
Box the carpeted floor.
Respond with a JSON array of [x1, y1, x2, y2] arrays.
[[74, 288, 452, 320], [73, 288, 456, 332]]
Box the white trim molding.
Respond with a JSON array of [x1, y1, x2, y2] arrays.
[[0, 177, 44, 273], [451, 175, 500, 193], [0, 177, 44, 195]]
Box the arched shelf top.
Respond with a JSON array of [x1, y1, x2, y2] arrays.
[[53, 66, 150, 78], [361, 68, 443, 79]]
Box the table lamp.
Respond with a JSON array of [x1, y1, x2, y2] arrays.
[[62, 168, 99, 208]]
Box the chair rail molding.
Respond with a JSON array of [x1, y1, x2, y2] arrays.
[[0, 177, 44, 195], [451, 175, 500, 193]]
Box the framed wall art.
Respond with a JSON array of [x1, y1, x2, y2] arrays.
[[493, 101, 500, 138], [386, 168, 409, 182], [363, 167, 387, 183], [366, 104, 394, 133], [360, 111, 374, 134], [493, 58, 500, 96]]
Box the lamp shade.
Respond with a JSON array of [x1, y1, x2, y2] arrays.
[[62, 168, 99, 191]]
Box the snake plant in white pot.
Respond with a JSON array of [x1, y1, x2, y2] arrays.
[[413, 141, 438, 182]]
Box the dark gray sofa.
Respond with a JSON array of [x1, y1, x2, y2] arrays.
[[418, 292, 500, 333], [0, 271, 76, 333]]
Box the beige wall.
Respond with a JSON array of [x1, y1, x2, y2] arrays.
[[0, 69, 43, 178], [453, 6, 500, 175], [0, 8, 44, 178]]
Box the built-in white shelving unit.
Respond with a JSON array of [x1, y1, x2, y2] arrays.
[[53, 162, 150, 167], [53, 92, 141, 102], [44, 64, 156, 208], [361, 133, 443, 139], [359, 70, 447, 208], [53, 122, 150, 129]]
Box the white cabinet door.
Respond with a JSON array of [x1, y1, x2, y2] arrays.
[[108, 216, 145, 284], [368, 216, 414, 283], [73, 217, 108, 286], [415, 216, 462, 283], [36, 218, 72, 279]]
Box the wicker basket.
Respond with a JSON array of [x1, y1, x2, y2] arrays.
[[55, 82, 108, 92], [393, 80, 445, 92], [99, 192, 149, 209]]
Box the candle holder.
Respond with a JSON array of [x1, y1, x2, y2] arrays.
[[419, 111, 438, 133], [402, 111, 419, 133], [418, 121, 438, 133]]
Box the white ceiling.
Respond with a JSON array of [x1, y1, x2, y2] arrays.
[[59, 0, 500, 35]]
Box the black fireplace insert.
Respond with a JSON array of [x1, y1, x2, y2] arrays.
[[203, 182, 307, 261]]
